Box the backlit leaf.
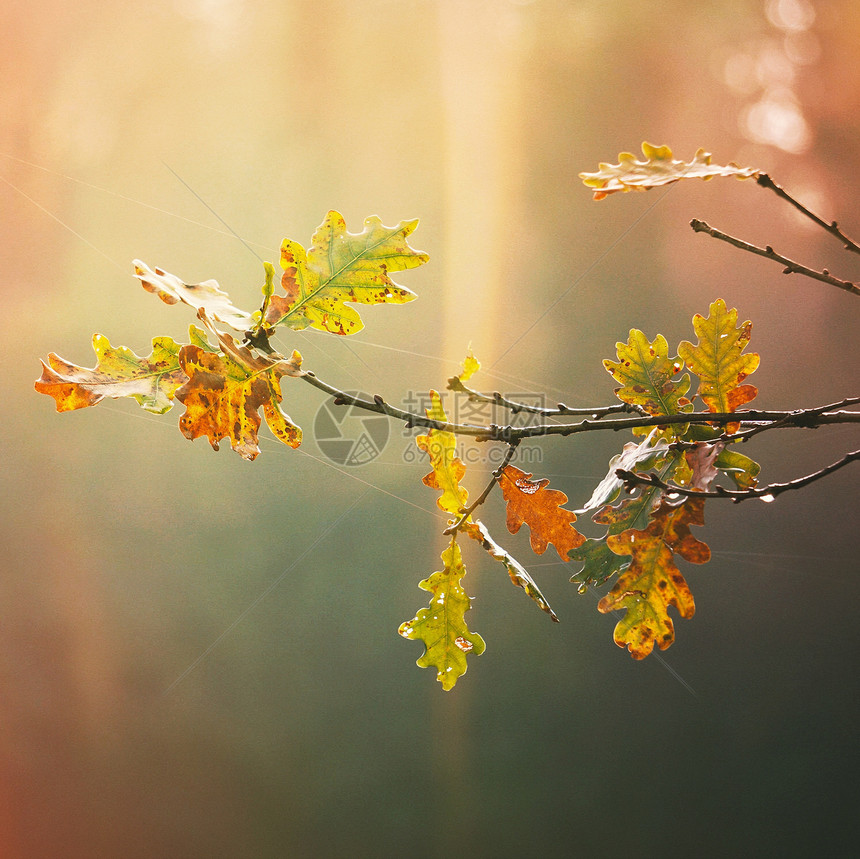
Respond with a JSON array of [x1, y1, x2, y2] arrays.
[[714, 446, 760, 490], [417, 390, 469, 519], [568, 538, 629, 591], [35, 333, 187, 414], [498, 465, 585, 560], [133, 260, 253, 331], [458, 348, 481, 382], [415, 395, 554, 618], [575, 430, 672, 514], [570, 448, 688, 589], [175, 332, 303, 461], [603, 329, 692, 436], [398, 536, 485, 691], [471, 520, 558, 621], [580, 142, 759, 200], [264, 211, 428, 336], [599, 500, 709, 659], [685, 441, 725, 491], [678, 299, 760, 432]]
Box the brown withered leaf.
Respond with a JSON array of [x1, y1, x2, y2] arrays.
[[498, 465, 586, 560], [686, 441, 725, 491]]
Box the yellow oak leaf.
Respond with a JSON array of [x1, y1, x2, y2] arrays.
[[417, 390, 468, 519], [678, 299, 760, 433], [603, 330, 693, 435], [264, 211, 428, 336], [458, 348, 480, 382]]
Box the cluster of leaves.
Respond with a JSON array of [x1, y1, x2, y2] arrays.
[[33, 203, 761, 689], [399, 297, 759, 686], [568, 299, 760, 657], [36, 212, 428, 460], [36, 142, 857, 691], [397, 381, 584, 689]]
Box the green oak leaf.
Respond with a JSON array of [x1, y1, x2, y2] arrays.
[[603, 329, 693, 437], [398, 537, 485, 691]]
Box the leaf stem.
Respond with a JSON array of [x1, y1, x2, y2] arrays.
[[756, 173, 860, 255], [690, 219, 860, 298], [443, 442, 520, 536]]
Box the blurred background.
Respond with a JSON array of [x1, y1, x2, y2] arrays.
[[2, 0, 859, 856]]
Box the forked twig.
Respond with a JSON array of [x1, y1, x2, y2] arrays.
[[616, 448, 860, 503]]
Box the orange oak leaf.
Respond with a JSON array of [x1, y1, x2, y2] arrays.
[[175, 333, 303, 461], [498, 465, 586, 560], [598, 499, 709, 659]]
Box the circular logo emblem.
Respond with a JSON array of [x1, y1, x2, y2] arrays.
[[313, 393, 390, 466]]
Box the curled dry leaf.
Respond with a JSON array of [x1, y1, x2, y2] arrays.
[[133, 260, 253, 331], [35, 333, 187, 414], [580, 142, 759, 200]]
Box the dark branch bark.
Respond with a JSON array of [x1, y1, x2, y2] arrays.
[[447, 375, 639, 419], [443, 442, 520, 536], [756, 173, 860, 255], [616, 448, 860, 503], [300, 369, 860, 441], [690, 219, 860, 298]]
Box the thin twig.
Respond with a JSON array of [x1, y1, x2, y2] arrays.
[[444, 442, 520, 536], [757, 173, 860, 255], [300, 371, 860, 441], [447, 375, 638, 418], [616, 448, 860, 503], [690, 219, 860, 298]]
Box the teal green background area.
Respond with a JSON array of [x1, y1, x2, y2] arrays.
[[2, 1, 859, 856]]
